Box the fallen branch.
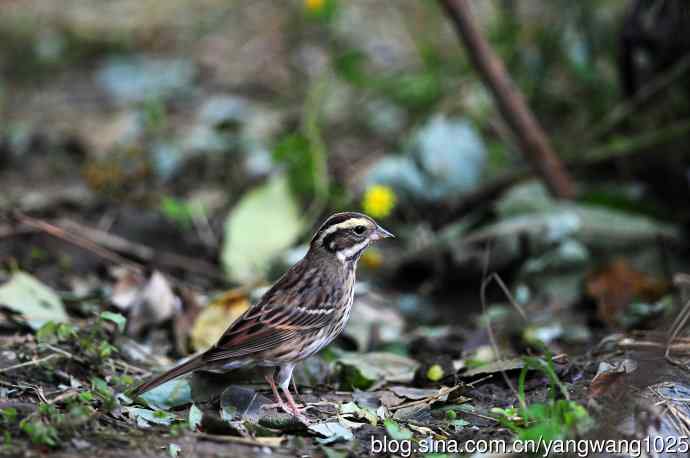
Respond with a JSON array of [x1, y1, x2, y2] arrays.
[[0, 353, 64, 374], [587, 52, 690, 142], [479, 245, 524, 410], [11, 212, 225, 282], [13, 212, 144, 273], [584, 118, 690, 162], [195, 433, 284, 449], [438, 0, 575, 199], [57, 218, 224, 281]]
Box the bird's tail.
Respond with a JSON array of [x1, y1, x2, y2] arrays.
[[129, 354, 205, 398]]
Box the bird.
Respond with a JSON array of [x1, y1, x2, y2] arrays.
[[129, 212, 394, 421]]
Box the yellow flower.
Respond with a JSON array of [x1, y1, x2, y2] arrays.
[[362, 184, 396, 218], [304, 0, 325, 12]]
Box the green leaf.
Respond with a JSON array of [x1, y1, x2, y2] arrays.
[[0, 272, 68, 330], [336, 352, 419, 389], [36, 322, 58, 343], [168, 444, 181, 458], [333, 49, 368, 86], [20, 419, 59, 447], [490, 181, 680, 249], [100, 311, 127, 332], [128, 407, 179, 427], [382, 72, 441, 110], [383, 419, 413, 440], [273, 133, 320, 197], [140, 378, 192, 410], [91, 377, 112, 397], [221, 174, 305, 283], [188, 404, 203, 431], [339, 402, 377, 425], [0, 408, 17, 424], [308, 422, 353, 444]]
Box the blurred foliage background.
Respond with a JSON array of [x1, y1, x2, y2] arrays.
[[2, 0, 690, 374], [4, 0, 690, 453]]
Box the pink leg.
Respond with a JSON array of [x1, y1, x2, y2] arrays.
[[281, 386, 302, 415], [282, 386, 309, 423], [264, 373, 288, 413], [274, 364, 309, 422]]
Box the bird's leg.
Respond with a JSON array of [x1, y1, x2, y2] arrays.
[[281, 385, 305, 417], [264, 371, 288, 413], [276, 363, 309, 421], [291, 377, 305, 405]]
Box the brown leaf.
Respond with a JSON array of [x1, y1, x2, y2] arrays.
[[590, 359, 638, 398], [586, 259, 668, 327], [190, 288, 250, 351]]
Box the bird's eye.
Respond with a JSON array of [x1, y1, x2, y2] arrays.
[[353, 225, 367, 235]]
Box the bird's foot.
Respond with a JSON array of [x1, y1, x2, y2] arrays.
[[280, 389, 310, 423], [262, 402, 310, 423], [282, 406, 310, 424]]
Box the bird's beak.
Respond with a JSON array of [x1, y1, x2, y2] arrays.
[[371, 225, 395, 241]]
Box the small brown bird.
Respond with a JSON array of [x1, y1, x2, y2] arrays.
[[130, 212, 393, 420]]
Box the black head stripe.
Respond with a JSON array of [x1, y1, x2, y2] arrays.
[[322, 231, 339, 252], [311, 212, 371, 245]]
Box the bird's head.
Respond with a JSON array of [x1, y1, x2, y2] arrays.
[[309, 212, 394, 263]]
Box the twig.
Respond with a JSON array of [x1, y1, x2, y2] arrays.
[[584, 118, 690, 162], [466, 374, 493, 387], [0, 379, 36, 390], [0, 353, 64, 374], [618, 338, 690, 355], [12, 211, 144, 273], [11, 212, 225, 282], [194, 433, 285, 449], [437, 0, 575, 199], [57, 218, 224, 281], [47, 389, 79, 405], [43, 343, 84, 363], [666, 275, 690, 366], [479, 243, 524, 411], [388, 385, 464, 412], [587, 52, 690, 142]]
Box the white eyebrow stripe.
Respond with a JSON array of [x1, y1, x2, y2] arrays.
[[317, 217, 371, 244]]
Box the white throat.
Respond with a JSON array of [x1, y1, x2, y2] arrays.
[[336, 240, 369, 263]]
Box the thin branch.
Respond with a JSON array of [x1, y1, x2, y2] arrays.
[[437, 0, 575, 199], [479, 243, 524, 411], [11, 212, 225, 282], [0, 353, 64, 374], [13, 211, 144, 273], [195, 433, 285, 449], [584, 118, 690, 162], [587, 52, 690, 142], [57, 218, 225, 281]]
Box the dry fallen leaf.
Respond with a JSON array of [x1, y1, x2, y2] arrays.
[[590, 359, 638, 398], [190, 288, 250, 351], [586, 258, 668, 327], [118, 270, 180, 336]]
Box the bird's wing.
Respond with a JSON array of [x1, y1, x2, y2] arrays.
[[201, 257, 344, 364], [201, 303, 336, 363]]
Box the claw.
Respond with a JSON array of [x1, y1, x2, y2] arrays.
[[281, 385, 310, 422], [265, 373, 310, 423]]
